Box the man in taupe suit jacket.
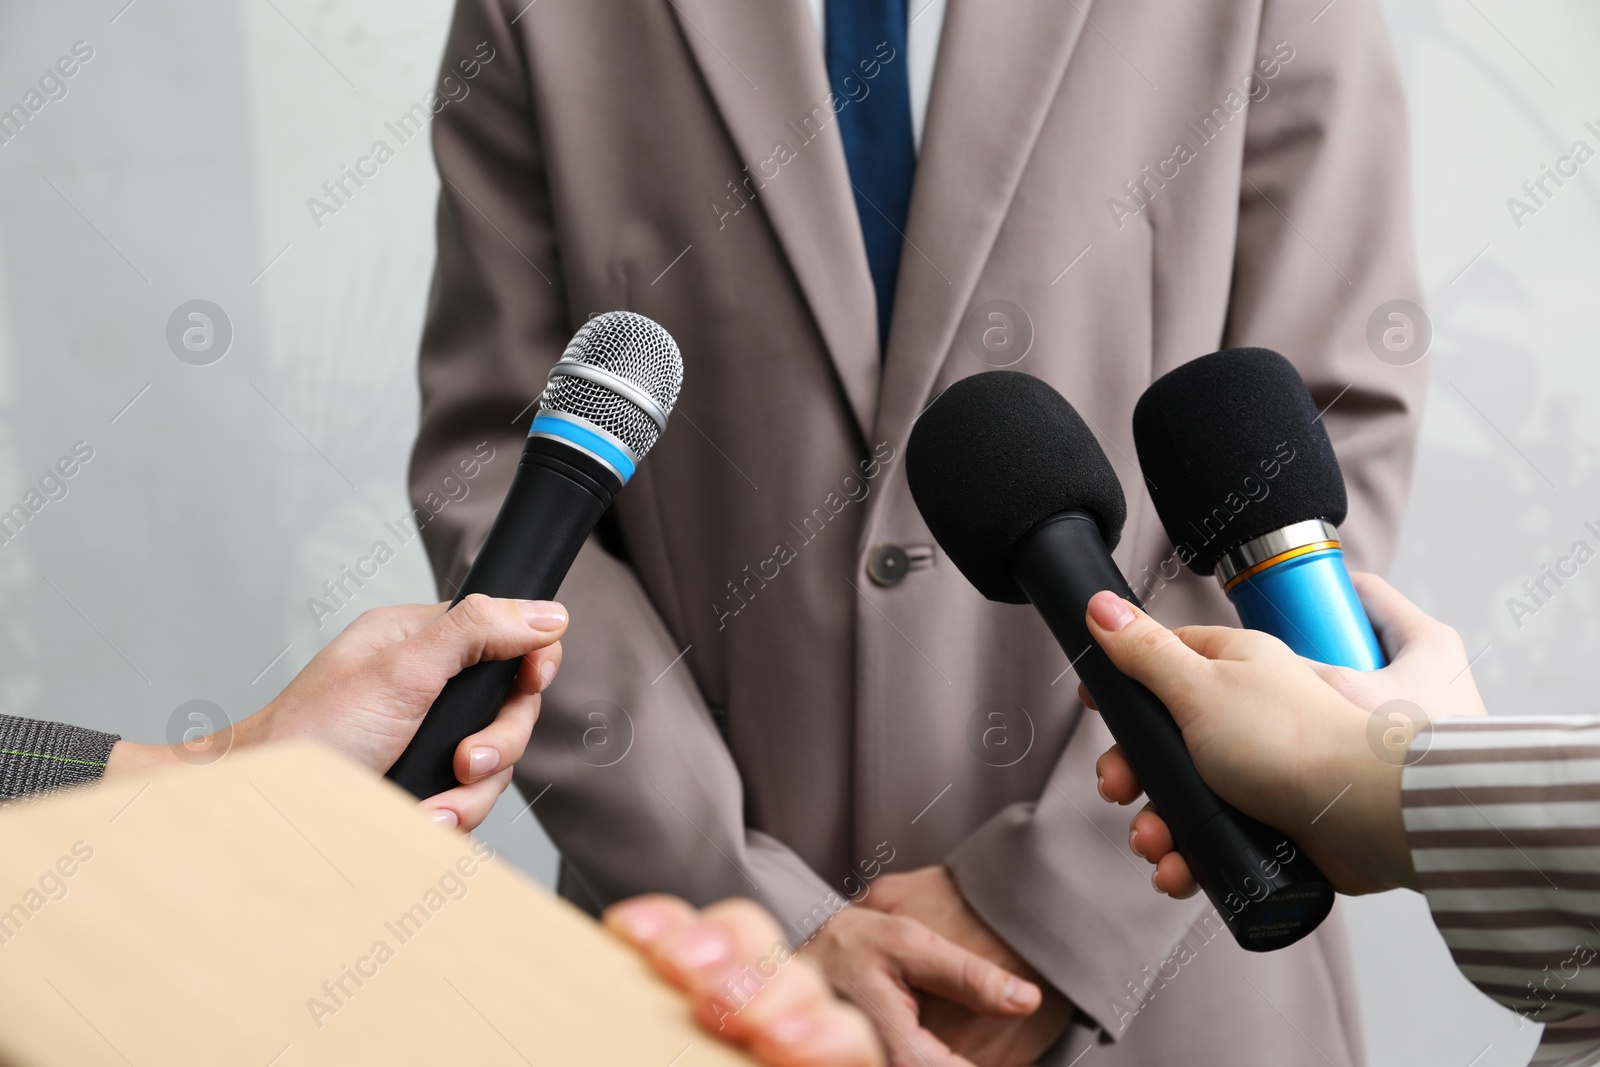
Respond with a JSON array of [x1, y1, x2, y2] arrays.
[[410, 0, 1425, 1063]]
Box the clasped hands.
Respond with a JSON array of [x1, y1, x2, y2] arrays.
[[614, 864, 1069, 1067], [799, 866, 1070, 1067]]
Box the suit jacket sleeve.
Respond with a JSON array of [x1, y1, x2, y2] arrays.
[[946, 0, 1427, 1036], [410, 0, 838, 933]]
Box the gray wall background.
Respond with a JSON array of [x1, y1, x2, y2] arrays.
[[0, 2, 1592, 1063]]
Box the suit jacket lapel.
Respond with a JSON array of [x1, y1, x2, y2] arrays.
[[871, 0, 1095, 454], [666, 0, 880, 440]]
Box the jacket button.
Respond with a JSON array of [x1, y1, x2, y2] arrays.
[[867, 544, 910, 587]]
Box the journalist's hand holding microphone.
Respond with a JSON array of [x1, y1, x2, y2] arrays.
[[1086, 573, 1487, 898], [104, 594, 566, 831]]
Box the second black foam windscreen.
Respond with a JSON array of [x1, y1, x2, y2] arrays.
[[906, 371, 1127, 604], [1131, 348, 1347, 576]]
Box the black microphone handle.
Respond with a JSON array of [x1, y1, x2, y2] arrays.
[[385, 436, 619, 799], [1010, 511, 1334, 952]]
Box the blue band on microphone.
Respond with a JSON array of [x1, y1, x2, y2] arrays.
[[1226, 547, 1387, 671], [529, 414, 636, 483]]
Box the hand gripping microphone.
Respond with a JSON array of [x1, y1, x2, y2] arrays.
[[1132, 348, 1385, 671], [907, 371, 1333, 951], [386, 311, 683, 798]]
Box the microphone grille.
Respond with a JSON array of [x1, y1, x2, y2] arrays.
[[538, 311, 684, 460]]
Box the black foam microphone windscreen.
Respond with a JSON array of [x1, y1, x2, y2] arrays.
[[906, 371, 1127, 603], [1131, 348, 1347, 575]]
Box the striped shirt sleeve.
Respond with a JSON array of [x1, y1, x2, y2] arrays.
[[0, 714, 119, 800], [1404, 716, 1600, 1067]]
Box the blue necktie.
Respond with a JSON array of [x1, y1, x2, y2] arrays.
[[826, 0, 916, 355]]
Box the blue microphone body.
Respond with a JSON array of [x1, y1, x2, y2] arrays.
[[1218, 522, 1385, 671]]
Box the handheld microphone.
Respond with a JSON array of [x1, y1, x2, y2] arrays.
[[907, 371, 1333, 952], [1132, 348, 1385, 671], [386, 311, 683, 798]]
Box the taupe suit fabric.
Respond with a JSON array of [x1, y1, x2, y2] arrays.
[[411, 0, 1425, 1062]]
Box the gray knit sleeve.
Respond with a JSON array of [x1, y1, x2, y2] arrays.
[[0, 715, 120, 799]]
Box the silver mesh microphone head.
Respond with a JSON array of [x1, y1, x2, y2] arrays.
[[534, 312, 683, 472]]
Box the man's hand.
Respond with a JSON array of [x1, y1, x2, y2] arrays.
[[606, 895, 884, 1067], [798, 901, 1041, 1067], [859, 866, 1071, 1066], [106, 595, 567, 831]]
